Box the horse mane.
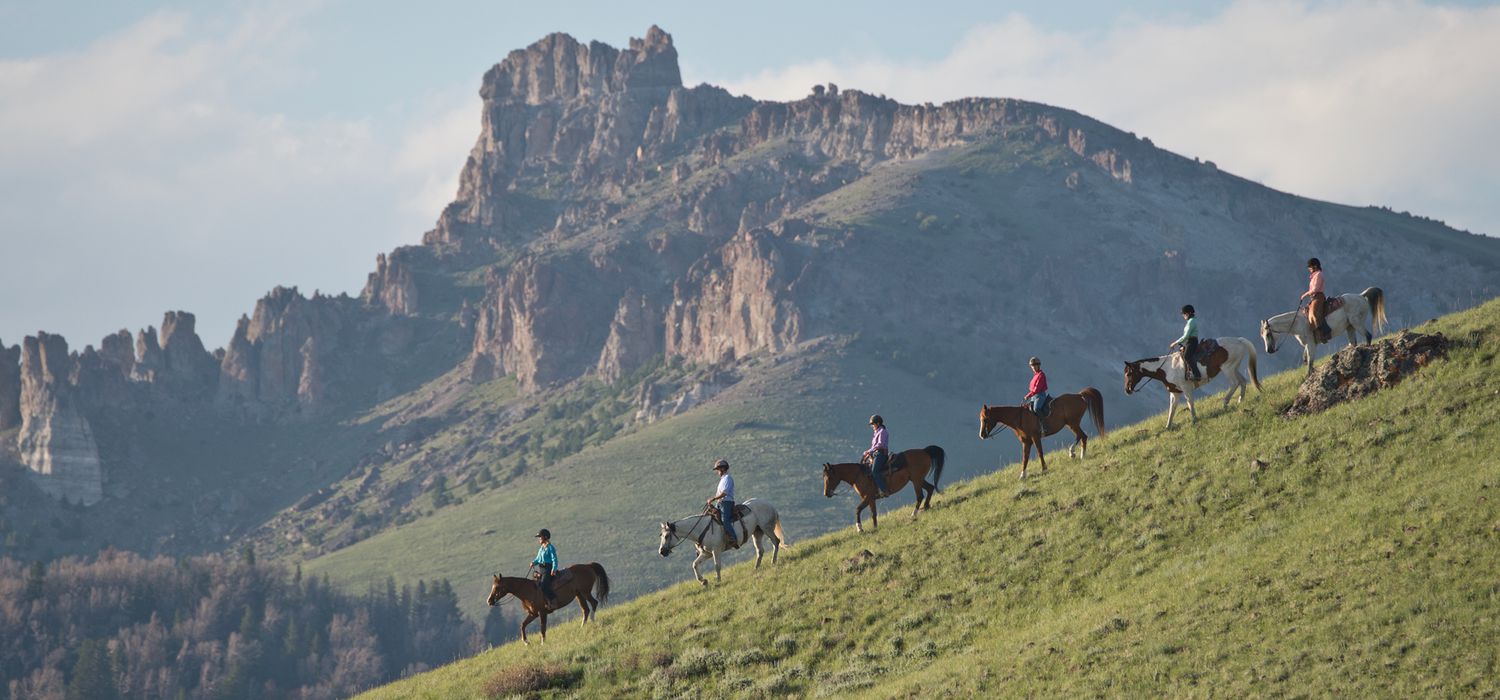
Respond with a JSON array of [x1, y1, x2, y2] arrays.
[[1129, 356, 1161, 365]]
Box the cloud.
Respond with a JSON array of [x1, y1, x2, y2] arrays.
[[394, 95, 481, 219], [0, 7, 461, 347], [716, 0, 1500, 237]]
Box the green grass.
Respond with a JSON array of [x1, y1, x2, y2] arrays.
[[354, 299, 1500, 698], [305, 347, 997, 620]]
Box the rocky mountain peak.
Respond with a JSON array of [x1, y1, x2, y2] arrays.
[[479, 26, 681, 106]]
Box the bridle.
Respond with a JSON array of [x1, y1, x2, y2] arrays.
[[660, 513, 710, 553]]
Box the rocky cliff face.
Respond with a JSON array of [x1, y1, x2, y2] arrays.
[[17, 333, 104, 505], [0, 340, 20, 431], [10, 25, 1499, 523]]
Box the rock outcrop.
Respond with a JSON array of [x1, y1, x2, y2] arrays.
[[217, 287, 354, 415], [596, 289, 662, 383], [1286, 330, 1451, 416], [363, 250, 419, 315], [0, 340, 20, 431], [471, 257, 618, 391], [666, 228, 806, 365], [17, 333, 104, 505]]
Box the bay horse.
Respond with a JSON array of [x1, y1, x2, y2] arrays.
[[821, 445, 946, 533], [979, 388, 1105, 479], [658, 498, 789, 586], [486, 562, 610, 645], [1261, 287, 1387, 374], [1123, 336, 1260, 428]]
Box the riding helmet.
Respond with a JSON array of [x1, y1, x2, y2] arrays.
[[868, 414, 883, 426], [1181, 304, 1195, 315], [535, 528, 551, 539], [1028, 356, 1041, 367], [1307, 257, 1321, 269], [712, 459, 730, 471]]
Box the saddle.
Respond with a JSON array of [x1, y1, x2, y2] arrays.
[[707, 503, 751, 524], [1187, 339, 1229, 380], [1327, 296, 1346, 313]]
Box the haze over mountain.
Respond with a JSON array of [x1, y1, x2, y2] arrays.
[[2, 26, 1498, 633]]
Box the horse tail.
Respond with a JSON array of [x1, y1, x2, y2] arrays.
[[1080, 387, 1106, 438], [772, 516, 791, 548], [924, 445, 945, 492], [1247, 340, 1262, 392], [1362, 287, 1387, 332], [589, 563, 610, 605]]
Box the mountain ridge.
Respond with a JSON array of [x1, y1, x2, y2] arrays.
[[2, 26, 1497, 614]]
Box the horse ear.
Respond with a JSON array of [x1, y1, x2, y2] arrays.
[[982, 403, 989, 410]]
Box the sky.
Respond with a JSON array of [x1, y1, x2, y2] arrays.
[[2, 0, 1498, 349]]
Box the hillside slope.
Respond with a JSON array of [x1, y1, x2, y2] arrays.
[[358, 299, 1500, 698]]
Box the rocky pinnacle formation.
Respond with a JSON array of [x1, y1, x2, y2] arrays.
[[17, 333, 104, 505]]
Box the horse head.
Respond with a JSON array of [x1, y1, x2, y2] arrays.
[[1123, 361, 1144, 395], [821, 463, 836, 497], [658, 521, 676, 557], [1260, 319, 1278, 354], [486, 573, 505, 607], [978, 404, 1001, 439]]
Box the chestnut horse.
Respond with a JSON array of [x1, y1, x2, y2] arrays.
[[979, 388, 1105, 479], [821, 445, 945, 532], [486, 562, 610, 645]]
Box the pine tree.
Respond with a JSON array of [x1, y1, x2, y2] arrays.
[[67, 639, 120, 700]]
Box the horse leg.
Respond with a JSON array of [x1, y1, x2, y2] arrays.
[[854, 499, 866, 533], [520, 612, 536, 645], [870, 499, 879, 530], [1166, 393, 1178, 429], [1185, 390, 1198, 423], [711, 551, 722, 582], [577, 595, 590, 625], [691, 549, 709, 586], [910, 479, 922, 520], [539, 613, 547, 644], [1070, 425, 1087, 459], [751, 529, 765, 569], [1035, 438, 1048, 473], [1019, 441, 1031, 480]]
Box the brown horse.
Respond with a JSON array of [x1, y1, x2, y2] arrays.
[[486, 562, 610, 645], [979, 388, 1105, 479], [822, 446, 945, 532]]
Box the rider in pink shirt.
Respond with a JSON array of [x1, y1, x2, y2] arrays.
[[1023, 357, 1051, 430], [1299, 257, 1330, 341]]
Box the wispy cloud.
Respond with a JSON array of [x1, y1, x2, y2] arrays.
[[717, 0, 1500, 236], [0, 7, 467, 347]]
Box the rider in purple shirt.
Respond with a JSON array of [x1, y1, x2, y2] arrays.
[[863, 415, 890, 496]]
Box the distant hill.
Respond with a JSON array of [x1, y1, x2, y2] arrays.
[[356, 297, 1500, 698], [3, 25, 1498, 626]]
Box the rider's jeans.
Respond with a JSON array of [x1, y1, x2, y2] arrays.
[[720, 500, 736, 542]]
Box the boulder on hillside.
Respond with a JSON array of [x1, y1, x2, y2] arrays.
[[1285, 330, 1450, 416]]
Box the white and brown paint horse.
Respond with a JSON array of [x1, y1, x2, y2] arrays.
[[1123, 336, 1260, 428], [1261, 287, 1387, 374]]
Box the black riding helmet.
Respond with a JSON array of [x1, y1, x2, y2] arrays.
[[1307, 257, 1321, 270], [535, 529, 550, 539], [868, 414, 883, 426], [1181, 304, 1195, 315]]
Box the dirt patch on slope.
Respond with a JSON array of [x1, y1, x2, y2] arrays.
[[1285, 330, 1449, 416]]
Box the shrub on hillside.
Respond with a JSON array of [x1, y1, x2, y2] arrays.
[[480, 663, 581, 697]]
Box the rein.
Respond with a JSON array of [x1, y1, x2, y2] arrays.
[[664, 513, 711, 551]]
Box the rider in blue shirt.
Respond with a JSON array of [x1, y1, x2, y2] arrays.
[[707, 459, 737, 547], [532, 529, 559, 605]]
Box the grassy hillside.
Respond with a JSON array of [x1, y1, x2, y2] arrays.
[[356, 298, 1500, 698], [304, 343, 1006, 619]]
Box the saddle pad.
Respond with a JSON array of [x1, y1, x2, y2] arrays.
[[1198, 338, 1221, 356], [550, 569, 575, 590], [1327, 296, 1346, 313]]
